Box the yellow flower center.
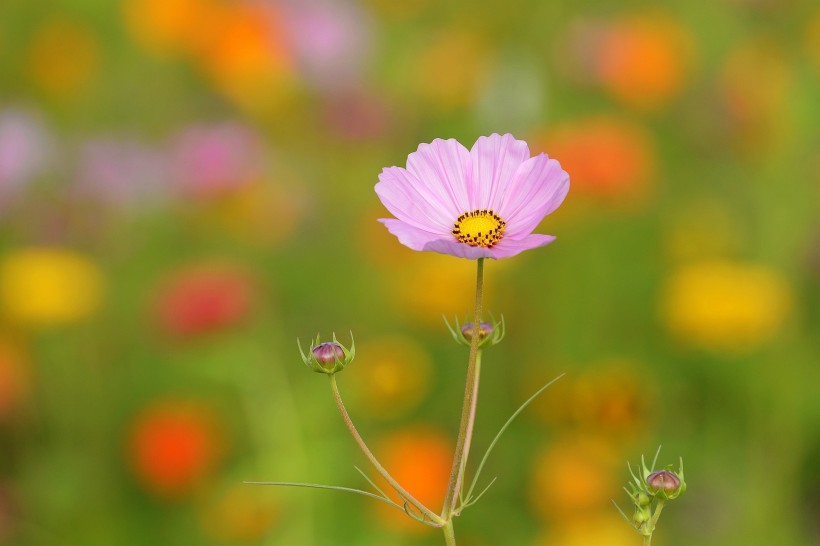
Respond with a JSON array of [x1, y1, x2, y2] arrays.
[[452, 209, 506, 248]]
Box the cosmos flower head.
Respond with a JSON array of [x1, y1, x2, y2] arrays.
[[375, 133, 569, 260]]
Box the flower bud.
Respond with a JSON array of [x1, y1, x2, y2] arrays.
[[312, 342, 345, 368], [298, 332, 355, 375], [445, 315, 505, 348], [633, 507, 651, 525], [634, 491, 652, 507], [646, 469, 685, 499], [460, 322, 494, 342]]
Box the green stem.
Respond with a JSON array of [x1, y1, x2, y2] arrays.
[[442, 520, 457, 546], [329, 374, 444, 526], [442, 257, 485, 519], [643, 499, 665, 546]]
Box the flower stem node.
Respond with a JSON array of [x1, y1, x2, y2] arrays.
[[298, 332, 355, 375], [444, 315, 505, 348]]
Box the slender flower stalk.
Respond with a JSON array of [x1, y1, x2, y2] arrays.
[[441, 258, 485, 528], [643, 500, 665, 546], [442, 520, 457, 546], [328, 374, 445, 526]]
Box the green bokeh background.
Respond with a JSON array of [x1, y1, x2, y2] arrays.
[[1, 1, 819, 545]]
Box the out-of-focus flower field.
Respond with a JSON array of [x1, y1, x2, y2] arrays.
[[1, 1, 819, 545]]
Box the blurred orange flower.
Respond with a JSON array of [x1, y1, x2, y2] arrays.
[[374, 427, 452, 532], [595, 13, 694, 110], [529, 435, 621, 522], [528, 362, 652, 439], [0, 248, 103, 327], [660, 260, 793, 353], [26, 18, 99, 98], [128, 399, 225, 498], [153, 263, 255, 338], [124, 0, 293, 112], [535, 116, 654, 203], [123, 0, 221, 56], [347, 336, 432, 420], [0, 338, 29, 421]]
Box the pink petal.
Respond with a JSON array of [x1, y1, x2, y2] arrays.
[[423, 239, 496, 259], [489, 234, 557, 259], [378, 218, 444, 250], [469, 133, 530, 210], [406, 138, 472, 215], [497, 154, 569, 238], [375, 167, 454, 232], [379, 219, 495, 259]]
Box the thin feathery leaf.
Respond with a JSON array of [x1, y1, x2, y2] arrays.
[[353, 466, 393, 503], [462, 476, 497, 509], [611, 499, 638, 529], [245, 481, 396, 507], [650, 445, 662, 471], [465, 374, 564, 501]]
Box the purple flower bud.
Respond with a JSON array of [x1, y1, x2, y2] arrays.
[[312, 342, 345, 368], [646, 470, 681, 495], [460, 322, 494, 341]]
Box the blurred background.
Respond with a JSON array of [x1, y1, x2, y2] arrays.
[[1, 0, 819, 545]]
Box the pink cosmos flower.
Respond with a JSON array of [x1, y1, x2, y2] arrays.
[[375, 133, 570, 259]]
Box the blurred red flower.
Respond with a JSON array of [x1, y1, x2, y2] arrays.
[[127, 399, 225, 498], [534, 116, 654, 203], [154, 264, 254, 338]]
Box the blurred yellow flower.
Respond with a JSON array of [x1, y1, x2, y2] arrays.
[[26, 18, 99, 97], [347, 336, 432, 420], [661, 261, 792, 353], [388, 253, 504, 327], [411, 30, 490, 110], [534, 512, 637, 546], [663, 200, 743, 262], [807, 10, 820, 71], [199, 483, 278, 542], [0, 248, 103, 326], [529, 435, 621, 522]]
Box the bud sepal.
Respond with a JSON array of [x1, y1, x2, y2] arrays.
[[298, 332, 355, 375], [444, 314, 505, 348]]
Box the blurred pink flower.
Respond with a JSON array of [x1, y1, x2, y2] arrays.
[[281, 0, 372, 91], [170, 122, 265, 198], [74, 138, 169, 207], [322, 90, 391, 140], [0, 109, 51, 202], [375, 134, 570, 260]]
